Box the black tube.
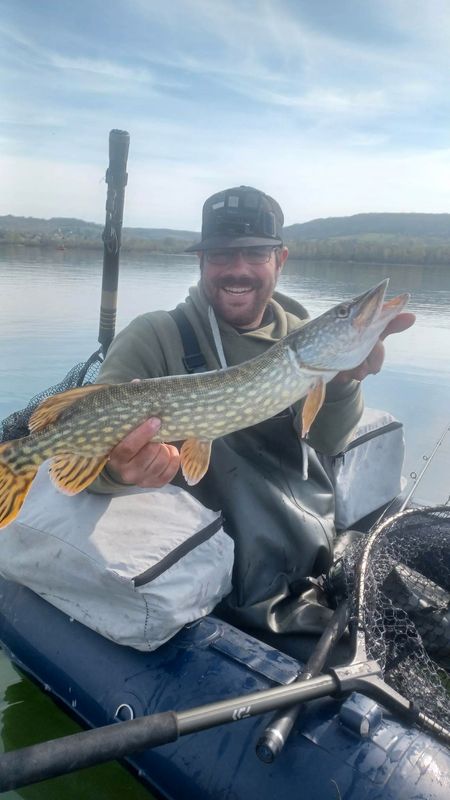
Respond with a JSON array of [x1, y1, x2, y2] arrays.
[[256, 600, 349, 763], [98, 129, 130, 356], [0, 711, 178, 792], [0, 675, 337, 792]]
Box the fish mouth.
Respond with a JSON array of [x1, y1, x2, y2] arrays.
[[351, 279, 389, 331], [351, 278, 410, 332], [378, 290, 411, 324]]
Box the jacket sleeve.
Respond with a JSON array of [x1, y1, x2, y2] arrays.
[[95, 314, 170, 384], [87, 314, 172, 495]]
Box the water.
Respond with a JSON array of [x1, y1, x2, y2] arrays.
[[0, 245, 449, 795]]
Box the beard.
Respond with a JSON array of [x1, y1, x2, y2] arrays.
[[201, 274, 276, 329]]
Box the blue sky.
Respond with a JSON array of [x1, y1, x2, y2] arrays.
[[1, 0, 450, 229]]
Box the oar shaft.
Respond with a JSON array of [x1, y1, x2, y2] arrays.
[[0, 712, 178, 793], [0, 675, 336, 792], [177, 674, 336, 734], [256, 600, 350, 763], [98, 128, 130, 356]]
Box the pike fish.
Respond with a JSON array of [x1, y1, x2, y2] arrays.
[[0, 279, 408, 528]]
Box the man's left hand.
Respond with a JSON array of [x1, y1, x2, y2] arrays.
[[333, 311, 416, 384]]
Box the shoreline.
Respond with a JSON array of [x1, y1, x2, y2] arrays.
[[1, 241, 449, 268]]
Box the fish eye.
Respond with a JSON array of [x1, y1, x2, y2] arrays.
[[336, 304, 350, 319]]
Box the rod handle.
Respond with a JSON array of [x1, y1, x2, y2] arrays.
[[0, 711, 178, 792]]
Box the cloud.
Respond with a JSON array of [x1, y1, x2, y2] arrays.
[[3, 137, 449, 231], [2, 0, 450, 225]]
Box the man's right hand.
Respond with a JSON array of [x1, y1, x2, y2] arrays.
[[108, 418, 180, 488]]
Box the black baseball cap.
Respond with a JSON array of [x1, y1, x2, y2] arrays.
[[186, 186, 284, 251]]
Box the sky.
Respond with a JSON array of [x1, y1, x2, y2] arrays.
[[1, 0, 450, 230]]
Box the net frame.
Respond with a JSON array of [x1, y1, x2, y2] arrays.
[[340, 505, 450, 740]]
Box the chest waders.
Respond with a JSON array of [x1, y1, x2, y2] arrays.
[[168, 308, 336, 645]]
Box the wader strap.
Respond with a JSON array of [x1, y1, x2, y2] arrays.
[[169, 308, 208, 373]]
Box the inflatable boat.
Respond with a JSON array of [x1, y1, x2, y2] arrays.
[[0, 572, 449, 799]]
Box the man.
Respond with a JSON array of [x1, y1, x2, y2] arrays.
[[90, 186, 414, 647]]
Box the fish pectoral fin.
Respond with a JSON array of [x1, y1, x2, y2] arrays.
[[49, 453, 109, 495], [29, 384, 109, 433], [301, 379, 326, 438], [0, 448, 38, 529], [180, 439, 212, 486]]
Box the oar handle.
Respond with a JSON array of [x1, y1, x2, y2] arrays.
[[98, 128, 130, 356], [0, 675, 337, 792], [0, 711, 178, 792]]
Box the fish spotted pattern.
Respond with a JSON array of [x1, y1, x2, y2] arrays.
[[0, 280, 409, 528]]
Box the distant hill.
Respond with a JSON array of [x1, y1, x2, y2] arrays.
[[284, 212, 450, 240], [1, 213, 450, 265], [0, 215, 198, 249]]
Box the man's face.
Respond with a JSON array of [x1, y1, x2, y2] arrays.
[[200, 246, 288, 329]]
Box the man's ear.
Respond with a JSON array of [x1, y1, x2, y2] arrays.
[[277, 246, 289, 274]]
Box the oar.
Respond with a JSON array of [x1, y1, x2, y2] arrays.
[[98, 128, 130, 357], [255, 598, 349, 763], [1, 633, 447, 793], [0, 673, 338, 792]]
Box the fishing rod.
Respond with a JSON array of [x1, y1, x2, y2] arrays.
[[399, 421, 450, 511], [369, 420, 450, 529], [256, 600, 349, 763], [98, 129, 130, 358]]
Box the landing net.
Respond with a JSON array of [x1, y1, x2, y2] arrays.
[[334, 506, 450, 732], [0, 351, 102, 444]]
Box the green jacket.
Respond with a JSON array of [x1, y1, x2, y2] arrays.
[[90, 283, 363, 633]]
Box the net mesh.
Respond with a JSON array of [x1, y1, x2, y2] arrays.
[[335, 507, 450, 730], [0, 351, 102, 444]]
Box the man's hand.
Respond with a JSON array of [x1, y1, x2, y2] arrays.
[[108, 417, 180, 488], [333, 311, 416, 384]]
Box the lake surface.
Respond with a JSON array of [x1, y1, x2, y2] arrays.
[[0, 245, 449, 796]]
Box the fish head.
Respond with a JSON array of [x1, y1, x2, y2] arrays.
[[292, 279, 410, 372]]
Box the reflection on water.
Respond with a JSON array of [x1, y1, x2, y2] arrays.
[[0, 658, 152, 800]]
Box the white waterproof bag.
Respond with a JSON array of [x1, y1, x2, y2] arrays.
[[321, 408, 405, 530], [0, 467, 234, 651]]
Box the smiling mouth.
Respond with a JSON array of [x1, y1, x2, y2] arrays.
[[221, 286, 255, 295]]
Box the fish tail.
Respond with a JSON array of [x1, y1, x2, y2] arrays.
[[0, 439, 39, 529]]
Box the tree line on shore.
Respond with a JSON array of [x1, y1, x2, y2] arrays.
[[2, 230, 450, 266], [286, 236, 450, 265], [2, 213, 450, 266]]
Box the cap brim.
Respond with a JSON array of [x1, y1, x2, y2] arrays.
[[185, 235, 282, 253]]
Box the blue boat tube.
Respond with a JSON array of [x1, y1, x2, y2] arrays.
[[0, 578, 449, 799]]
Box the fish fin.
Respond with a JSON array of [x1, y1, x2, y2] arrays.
[[302, 379, 326, 438], [180, 439, 212, 486], [49, 453, 109, 495], [29, 384, 108, 433], [0, 442, 38, 529]]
